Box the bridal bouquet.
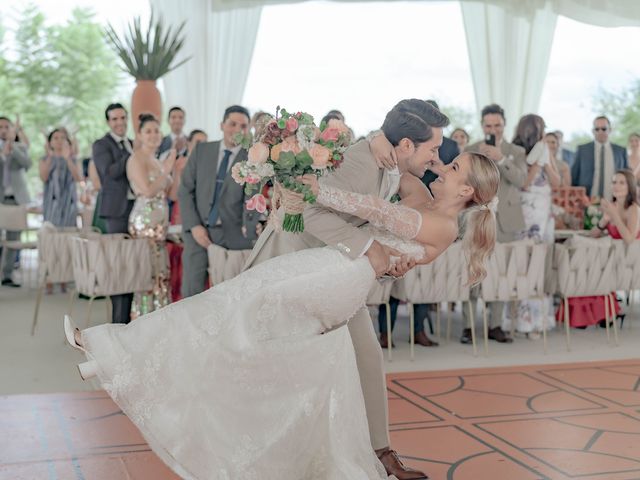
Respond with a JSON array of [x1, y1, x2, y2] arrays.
[[232, 107, 351, 233]]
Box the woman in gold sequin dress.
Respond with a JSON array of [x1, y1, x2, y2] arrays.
[[126, 114, 176, 318]]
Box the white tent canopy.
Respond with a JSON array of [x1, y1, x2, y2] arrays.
[[151, 0, 640, 133]]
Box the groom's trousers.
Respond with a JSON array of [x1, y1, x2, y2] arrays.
[[347, 306, 391, 450]]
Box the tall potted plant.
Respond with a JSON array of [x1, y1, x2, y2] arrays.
[[105, 12, 189, 131]]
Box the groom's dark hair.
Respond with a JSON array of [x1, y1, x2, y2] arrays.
[[381, 99, 449, 146]]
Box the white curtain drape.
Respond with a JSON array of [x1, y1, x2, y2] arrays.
[[150, 0, 262, 133], [461, 0, 558, 131]]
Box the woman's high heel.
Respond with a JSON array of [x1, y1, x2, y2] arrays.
[[63, 315, 85, 353], [77, 361, 97, 380]]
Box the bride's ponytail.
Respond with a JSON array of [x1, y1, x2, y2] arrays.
[[461, 153, 500, 286]]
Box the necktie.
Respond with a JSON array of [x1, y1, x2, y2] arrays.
[[207, 149, 232, 226], [118, 140, 125, 150], [597, 144, 605, 197]]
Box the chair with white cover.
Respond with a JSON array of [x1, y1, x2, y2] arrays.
[[0, 203, 38, 287], [553, 235, 618, 350], [392, 242, 474, 359], [365, 278, 395, 361], [207, 244, 253, 286], [69, 233, 154, 328], [611, 239, 640, 328], [480, 240, 549, 354], [31, 223, 87, 335]]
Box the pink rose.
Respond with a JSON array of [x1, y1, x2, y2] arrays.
[[286, 117, 299, 132], [320, 128, 340, 143], [281, 136, 302, 155], [246, 173, 261, 184], [309, 143, 332, 169], [270, 143, 282, 161], [247, 142, 269, 165], [246, 194, 267, 213], [231, 163, 245, 185]]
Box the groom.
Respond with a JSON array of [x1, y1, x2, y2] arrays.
[[245, 99, 448, 479]]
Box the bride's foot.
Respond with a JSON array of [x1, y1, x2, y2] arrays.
[[63, 315, 85, 352]]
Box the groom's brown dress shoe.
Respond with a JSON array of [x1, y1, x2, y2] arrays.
[[377, 448, 429, 479]]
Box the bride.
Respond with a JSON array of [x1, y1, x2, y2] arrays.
[[64, 151, 499, 480]]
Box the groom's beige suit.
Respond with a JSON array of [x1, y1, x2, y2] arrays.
[[244, 140, 398, 450]]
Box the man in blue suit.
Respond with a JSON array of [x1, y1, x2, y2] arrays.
[[572, 116, 628, 198]]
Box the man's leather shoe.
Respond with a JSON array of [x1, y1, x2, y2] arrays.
[[1, 278, 20, 288], [460, 327, 473, 344], [379, 334, 395, 349], [488, 326, 513, 343], [377, 448, 428, 479], [414, 331, 438, 347]]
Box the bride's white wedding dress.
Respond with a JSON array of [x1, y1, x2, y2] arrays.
[[80, 185, 426, 480]]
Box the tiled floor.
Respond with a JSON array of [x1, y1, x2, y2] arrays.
[[2, 360, 639, 480]]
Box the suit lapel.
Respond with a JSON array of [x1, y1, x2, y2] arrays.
[[219, 149, 247, 199]]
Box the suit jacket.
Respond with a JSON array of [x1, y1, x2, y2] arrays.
[[244, 139, 395, 269], [571, 141, 628, 196], [422, 136, 459, 190], [561, 148, 575, 169], [178, 140, 253, 250], [0, 142, 32, 205], [466, 140, 527, 242], [92, 133, 133, 219], [158, 135, 173, 156]]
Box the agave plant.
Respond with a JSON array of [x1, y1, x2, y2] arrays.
[[104, 11, 190, 80]]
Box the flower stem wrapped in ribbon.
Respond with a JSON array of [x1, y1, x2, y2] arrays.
[[232, 107, 351, 233]]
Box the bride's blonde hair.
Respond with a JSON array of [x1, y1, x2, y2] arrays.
[[461, 152, 500, 285]]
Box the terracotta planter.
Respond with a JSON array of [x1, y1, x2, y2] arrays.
[[131, 80, 162, 132]]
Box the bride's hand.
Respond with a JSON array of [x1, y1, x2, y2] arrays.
[[387, 252, 416, 278], [370, 133, 397, 169], [299, 174, 319, 196]]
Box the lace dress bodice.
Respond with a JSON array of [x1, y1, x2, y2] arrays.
[[360, 224, 426, 263]]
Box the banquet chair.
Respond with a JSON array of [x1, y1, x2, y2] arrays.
[[31, 224, 97, 335], [553, 235, 618, 350], [480, 240, 549, 354], [0, 204, 38, 288], [392, 242, 475, 359], [69, 233, 154, 328], [207, 244, 254, 286]]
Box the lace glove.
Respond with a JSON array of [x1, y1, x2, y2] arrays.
[[317, 184, 422, 240]]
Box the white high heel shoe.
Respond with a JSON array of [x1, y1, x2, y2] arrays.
[[63, 315, 97, 380], [63, 315, 85, 352]]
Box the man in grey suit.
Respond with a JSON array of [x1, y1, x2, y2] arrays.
[[178, 105, 256, 298], [244, 99, 448, 479], [572, 116, 628, 198], [462, 103, 528, 345], [0, 116, 32, 287]]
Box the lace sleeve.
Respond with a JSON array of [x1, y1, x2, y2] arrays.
[[317, 184, 422, 240]]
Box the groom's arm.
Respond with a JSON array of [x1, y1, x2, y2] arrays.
[[304, 145, 379, 260]]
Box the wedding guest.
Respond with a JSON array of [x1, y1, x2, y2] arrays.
[[178, 105, 256, 298], [451, 127, 470, 152], [462, 104, 527, 344], [0, 116, 32, 288], [545, 132, 571, 186], [572, 116, 628, 199], [553, 130, 575, 168], [127, 113, 175, 318], [167, 129, 208, 302], [92, 103, 135, 323], [504, 114, 560, 339], [158, 106, 187, 157], [558, 169, 640, 328], [40, 129, 82, 227], [627, 133, 640, 183]]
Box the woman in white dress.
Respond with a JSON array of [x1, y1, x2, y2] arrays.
[[505, 114, 561, 337], [64, 151, 499, 480]]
